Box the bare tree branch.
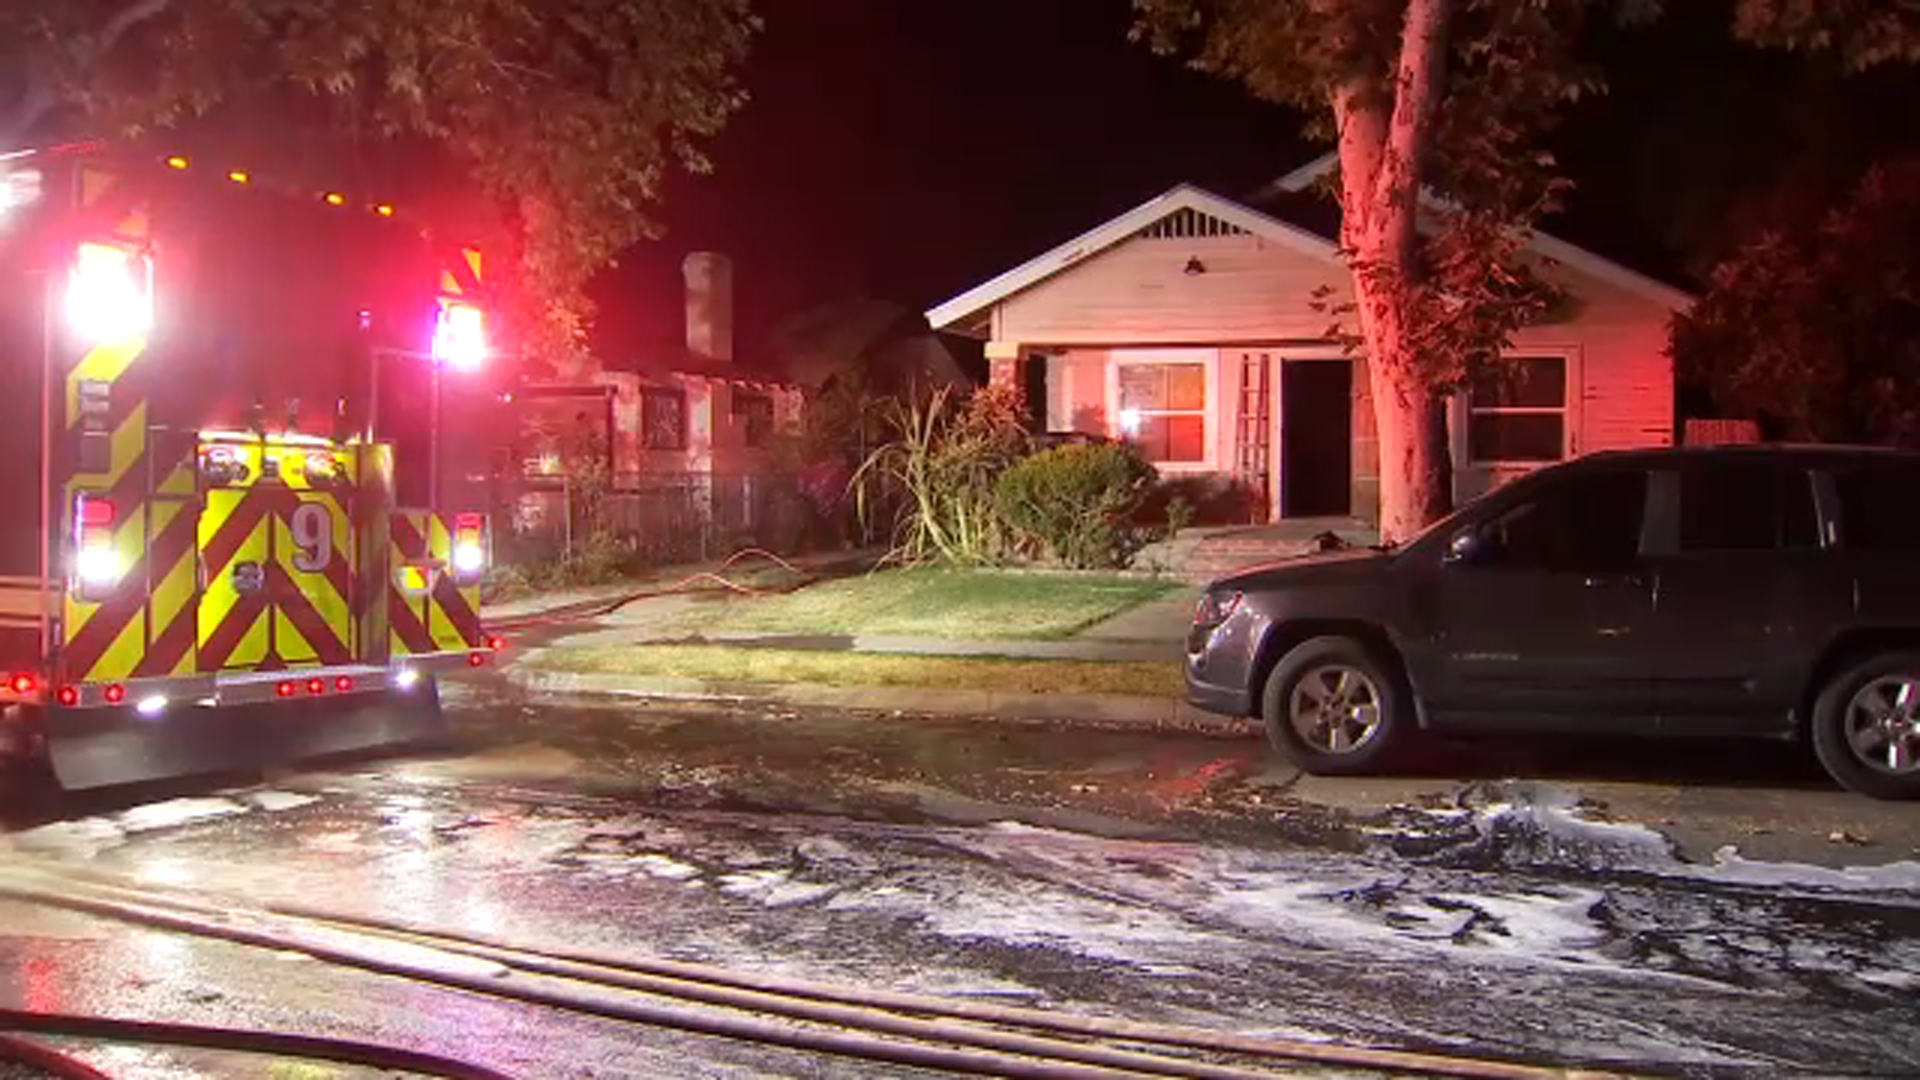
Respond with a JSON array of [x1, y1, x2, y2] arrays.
[[96, 0, 174, 57], [1, 0, 173, 149]]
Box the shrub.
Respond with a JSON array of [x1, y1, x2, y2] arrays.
[[1165, 495, 1195, 538], [854, 384, 1032, 565], [995, 443, 1157, 568]]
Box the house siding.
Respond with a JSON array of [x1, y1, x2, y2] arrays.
[[978, 200, 1679, 520], [998, 233, 1348, 345], [1455, 259, 1677, 500]]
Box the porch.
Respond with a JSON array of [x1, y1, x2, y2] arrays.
[[1133, 517, 1379, 584], [1006, 344, 1382, 527]]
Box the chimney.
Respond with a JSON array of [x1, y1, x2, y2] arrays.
[[683, 251, 734, 362]]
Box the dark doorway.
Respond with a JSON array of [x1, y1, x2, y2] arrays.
[[1023, 354, 1048, 430], [1280, 360, 1353, 517]]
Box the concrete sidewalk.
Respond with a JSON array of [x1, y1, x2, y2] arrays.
[[506, 664, 1254, 735], [558, 626, 1186, 663], [493, 561, 1212, 730]]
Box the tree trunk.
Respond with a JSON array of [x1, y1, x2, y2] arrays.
[[1353, 277, 1451, 542], [1331, 0, 1455, 545]]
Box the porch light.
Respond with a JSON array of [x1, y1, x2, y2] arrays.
[[1118, 408, 1144, 436]]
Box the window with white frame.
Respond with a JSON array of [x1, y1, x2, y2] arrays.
[[1116, 361, 1207, 463], [1468, 356, 1568, 464]]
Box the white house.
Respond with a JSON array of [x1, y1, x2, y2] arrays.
[[924, 157, 1692, 524]]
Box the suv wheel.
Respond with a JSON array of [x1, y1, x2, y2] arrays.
[[1811, 652, 1920, 800], [1261, 636, 1408, 775]]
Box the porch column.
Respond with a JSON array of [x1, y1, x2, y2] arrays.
[[1350, 354, 1381, 525], [985, 340, 1026, 393]]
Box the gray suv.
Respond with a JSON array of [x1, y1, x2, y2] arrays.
[[1185, 446, 1920, 799]]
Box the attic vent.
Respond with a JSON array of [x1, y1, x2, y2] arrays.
[[1137, 208, 1248, 240]]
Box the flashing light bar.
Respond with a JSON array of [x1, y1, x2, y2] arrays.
[[432, 302, 487, 371], [66, 242, 153, 344], [163, 155, 408, 220]]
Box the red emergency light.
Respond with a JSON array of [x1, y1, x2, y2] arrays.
[[66, 242, 152, 343], [9, 673, 35, 694], [431, 302, 486, 371]]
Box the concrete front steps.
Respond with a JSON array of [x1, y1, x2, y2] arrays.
[[1136, 518, 1378, 585]]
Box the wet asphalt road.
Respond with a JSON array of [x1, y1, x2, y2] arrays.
[[3, 676, 1920, 1078]]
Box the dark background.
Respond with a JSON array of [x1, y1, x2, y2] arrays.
[[587, 0, 1920, 360]]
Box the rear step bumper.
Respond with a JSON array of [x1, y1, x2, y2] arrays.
[[55, 650, 491, 710]]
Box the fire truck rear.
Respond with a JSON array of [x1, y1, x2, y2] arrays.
[[0, 143, 502, 790]]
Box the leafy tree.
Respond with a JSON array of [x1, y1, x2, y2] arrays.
[[1131, 0, 1920, 542], [0, 0, 757, 374], [1673, 156, 1920, 445]]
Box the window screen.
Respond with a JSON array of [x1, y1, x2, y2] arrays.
[[1117, 362, 1206, 463], [1468, 357, 1568, 464], [643, 388, 687, 451]]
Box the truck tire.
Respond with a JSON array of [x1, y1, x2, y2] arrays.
[[1811, 651, 1920, 800], [1261, 635, 1409, 775]]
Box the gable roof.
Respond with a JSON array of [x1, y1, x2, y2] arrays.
[[924, 184, 1344, 331], [926, 160, 1692, 333], [1264, 152, 1694, 311]]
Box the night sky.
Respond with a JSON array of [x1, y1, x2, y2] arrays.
[[592, 0, 1920, 359]]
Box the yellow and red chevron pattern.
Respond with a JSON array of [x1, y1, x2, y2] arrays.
[[388, 510, 485, 657], [60, 443, 198, 682], [194, 487, 357, 671]]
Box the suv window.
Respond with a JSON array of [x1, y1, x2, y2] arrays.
[[1677, 464, 1819, 553], [1834, 463, 1920, 552], [1480, 469, 1647, 572]]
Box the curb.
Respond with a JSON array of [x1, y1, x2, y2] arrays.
[[504, 666, 1260, 736]]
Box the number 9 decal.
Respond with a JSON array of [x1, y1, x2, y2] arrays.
[[291, 502, 332, 573]]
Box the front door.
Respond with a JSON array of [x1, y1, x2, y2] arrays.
[[1280, 360, 1352, 517], [1416, 466, 1660, 727]]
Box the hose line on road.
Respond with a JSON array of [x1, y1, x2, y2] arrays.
[[0, 1031, 113, 1080], [0, 864, 1645, 1080], [0, 1009, 508, 1080], [0, 872, 1250, 1080]]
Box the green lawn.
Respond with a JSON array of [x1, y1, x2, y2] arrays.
[[531, 644, 1185, 698], [659, 567, 1178, 640]]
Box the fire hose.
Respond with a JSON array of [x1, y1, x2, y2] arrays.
[[486, 547, 820, 632], [0, 1012, 507, 1079]]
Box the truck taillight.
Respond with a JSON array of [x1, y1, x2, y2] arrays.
[[66, 242, 153, 344], [451, 512, 488, 581], [303, 451, 342, 485], [72, 494, 120, 598], [431, 302, 486, 371]]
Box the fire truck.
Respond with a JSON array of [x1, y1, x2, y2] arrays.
[[0, 141, 502, 790]]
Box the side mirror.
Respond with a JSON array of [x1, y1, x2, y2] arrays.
[[1443, 526, 1481, 566]]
